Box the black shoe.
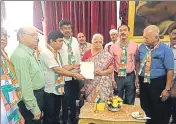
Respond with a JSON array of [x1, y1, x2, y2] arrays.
[[79, 100, 84, 108]]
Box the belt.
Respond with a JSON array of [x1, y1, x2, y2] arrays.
[[33, 87, 44, 92], [115, 71, 134, 77]]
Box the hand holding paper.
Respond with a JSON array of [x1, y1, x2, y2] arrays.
[[80, 62, 94, 79]]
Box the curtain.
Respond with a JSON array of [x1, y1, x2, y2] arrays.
[[33, 1, 43, 31], [120, 1, 129, 25], [34, 1, 117, 43]]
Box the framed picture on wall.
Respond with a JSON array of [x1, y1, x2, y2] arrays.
[[128, 1, 176, 42]]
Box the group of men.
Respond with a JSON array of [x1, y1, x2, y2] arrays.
[[107, 24, 176, 124], [1, 19, 176, 124], [1, 20, 86, 124]]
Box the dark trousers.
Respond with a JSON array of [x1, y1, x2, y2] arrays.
[[171, 97, 176, 124], [63, 79, 79, 124], [139, 76, 171, 124], [114, 71, 136, 105], [43, 92, 67, 124], [18, 88, 44, 124], [77, 80, 85, 109]]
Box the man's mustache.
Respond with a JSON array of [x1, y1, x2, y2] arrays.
[[121, 33, 126, 36]]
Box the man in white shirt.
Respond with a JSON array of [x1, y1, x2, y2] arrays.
[[59, 20, 81, 124], [104, 29, 119, 52], [40, 30, 84, 124]]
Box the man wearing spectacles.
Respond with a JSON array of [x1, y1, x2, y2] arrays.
[[1, 27, 25, 124], [11, 26, 45, 124], [136, 25, 174, 124]]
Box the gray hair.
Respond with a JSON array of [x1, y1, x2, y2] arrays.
[[17, 27, 25, 41], [144, 25, 160, 35], [1, 27, 7, 35], [92, 33, 104, 42]]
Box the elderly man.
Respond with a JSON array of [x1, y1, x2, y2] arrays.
[[104, 29, 119, 52], [11, 26, 44, 124], [110, 24, 138, 105], [59, 20, 81, 124], [136, 25, 174, 124], [1, 27, 25, 124], [169, 26, 176, 124], [77, 32, 91, 57], [40, 30, 84, 124]]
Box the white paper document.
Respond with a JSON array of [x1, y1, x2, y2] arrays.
[[80, 62, 94, 79]]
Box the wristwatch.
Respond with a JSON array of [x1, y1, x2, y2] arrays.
[[164, 87, 171, 92]]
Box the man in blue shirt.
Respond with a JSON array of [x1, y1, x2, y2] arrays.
[[135, 25, 174, 124]]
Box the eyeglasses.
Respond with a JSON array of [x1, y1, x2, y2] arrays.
[[23, 33, 38, 37], [94, 41, 103, 44], [1, 34, 10, 39]]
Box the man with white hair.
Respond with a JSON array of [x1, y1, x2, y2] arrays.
[[136, 25, 174, 124], [104, 29, 119, 52]]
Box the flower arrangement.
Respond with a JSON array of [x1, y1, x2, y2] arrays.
[[107, 96, 123, 111]]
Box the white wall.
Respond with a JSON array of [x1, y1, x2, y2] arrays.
[[3, 1, 34, 58], [116, 1, 121, 29]]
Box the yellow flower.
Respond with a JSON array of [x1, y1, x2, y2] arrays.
[[107, 96, 123, 108]]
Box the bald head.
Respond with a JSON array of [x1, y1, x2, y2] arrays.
[[143, 25, 160, 46], [17, 26, 37, 40], [17, 26, 39, 49], [77, 32, 86, 45]]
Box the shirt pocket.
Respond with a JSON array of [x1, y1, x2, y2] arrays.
[[128, 53, 135, 63], [151, 55, 163, 69], [29, 59, 41, 79]]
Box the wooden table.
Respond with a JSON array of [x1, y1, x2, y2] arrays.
[[79, 102, 146, 124]]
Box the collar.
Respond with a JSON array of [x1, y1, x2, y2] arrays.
[[80, 42, 88, 48], [168, 43, 176, 49], [47, 44, 58, 55], [119, 40, 129, 47], [19, 43, 35, 56], [145, 41, 160, 51], [63, 36, 72, 43]]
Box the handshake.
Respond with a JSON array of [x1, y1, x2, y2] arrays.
[[68, 64, 85, 80]]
